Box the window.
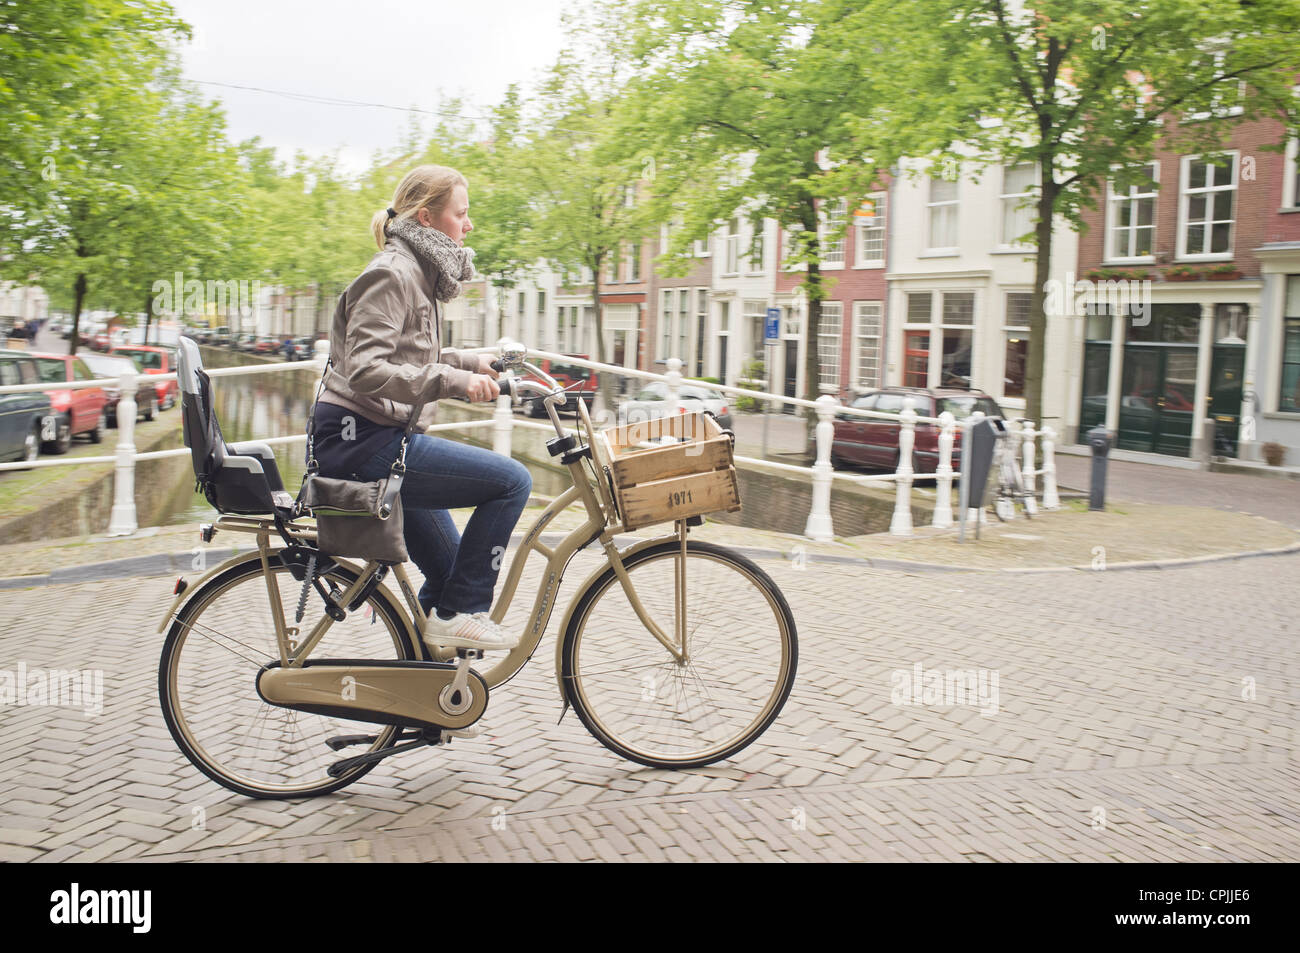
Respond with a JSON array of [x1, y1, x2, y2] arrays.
[[903, 332, 929, 388], [1283, 139, 1299, 209], [927, 178, 958, 249], [695, 289, 708, 376], [724, 218, 740, 275], [940, 292, 974, 388], [1180, 153, 1236, 258], [627, 243, 641, 282], [606, 252, 619, 284], [854, 192, 886, 266], [820, 198, 847, 267], [1000, 163, 1037, 248], [1107, 163, 1158, 260], [780, 222, 800, 267], [537, 291, 545, 317], [1003, 292, 1032, 399], [907, 292, 932, 324], [678, 289, 690, 361], [694, 236, 711, 257], [660, 289, 673, 360], [1282, 276, 1300, 412], [852, 301, 883, 390], [747, 223, 765, 274], [817, 301, 843, 392]]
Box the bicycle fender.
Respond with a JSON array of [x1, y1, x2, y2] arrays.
[[156, 549, 266, 633], [551, 532, 678, 702]]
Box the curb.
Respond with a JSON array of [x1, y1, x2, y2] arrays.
[[2, 535, 1299, 592]]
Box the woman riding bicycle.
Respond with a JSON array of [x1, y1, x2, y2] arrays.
[[311, 164, 530, 652]]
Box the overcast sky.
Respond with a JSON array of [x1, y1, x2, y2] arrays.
[[168, 0, 575, 175]]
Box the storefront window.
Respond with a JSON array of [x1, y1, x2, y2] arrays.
[[1282, 277, 1300, 412]]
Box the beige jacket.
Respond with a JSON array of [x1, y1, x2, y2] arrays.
[[321, 234, 479, 431]]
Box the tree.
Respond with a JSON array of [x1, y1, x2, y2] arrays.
[[833, 0, 1300, 428], [511, 16, 655, 414], [618, 0, 885, 449], [0, 0, 186, 232]]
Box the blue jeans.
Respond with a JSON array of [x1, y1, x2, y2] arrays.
[[356, 433, 532, 616]]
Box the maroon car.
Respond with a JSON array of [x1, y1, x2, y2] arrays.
[[831, 386, 1003, 472]]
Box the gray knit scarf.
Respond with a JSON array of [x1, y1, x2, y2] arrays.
[[386, 216, 476, 303]]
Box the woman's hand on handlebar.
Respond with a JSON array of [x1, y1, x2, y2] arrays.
[[465, 374, 500, 402], [473, 353, 500, 378]]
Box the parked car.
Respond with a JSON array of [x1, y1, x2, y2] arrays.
[[281, 336, 316, 361], [617, 380, 733, 430], [0, 350, 57, 464], [108, 345, 180, 411], [78, 352, 160, 424], [28, 351, 109, 452], [231, 332, 259, 352], [831, 386, 1003, 472], [516, 355, 600, 418], [208, 326, 232, 347]]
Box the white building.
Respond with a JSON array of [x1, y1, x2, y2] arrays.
[[885, 156, 1078, 430]]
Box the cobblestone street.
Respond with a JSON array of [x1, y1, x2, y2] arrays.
[[1, 538, 1296, 862]]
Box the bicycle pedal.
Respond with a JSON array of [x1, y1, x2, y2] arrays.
[[439, 724, 483, 740], [325, 733, 379, 751], [455, 648, 484, 660]]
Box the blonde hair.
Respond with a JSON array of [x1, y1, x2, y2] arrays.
[[370, 164, 469, 249]]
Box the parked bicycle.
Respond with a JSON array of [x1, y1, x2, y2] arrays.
[[157, 340, 797, 798], [989, 418, 1037, 522]]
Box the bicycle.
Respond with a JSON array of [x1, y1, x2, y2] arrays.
[[157, 340, 798, 799], [989, 418, 1037, 522]]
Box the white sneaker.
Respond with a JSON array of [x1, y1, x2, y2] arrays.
[[423, 611, 519, 651]]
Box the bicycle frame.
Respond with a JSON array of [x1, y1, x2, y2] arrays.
[[157, 380, 694, 705]]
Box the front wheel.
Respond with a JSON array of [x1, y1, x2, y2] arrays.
[[561, 539, 797, 769], [159, 554, 417, 798]]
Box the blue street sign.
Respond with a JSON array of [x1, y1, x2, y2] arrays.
[[765, 308, 780, 342]]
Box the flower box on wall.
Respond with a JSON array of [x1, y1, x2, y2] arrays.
[[1164, 266, 1201, 281], [1205, 268, 1243, 280]]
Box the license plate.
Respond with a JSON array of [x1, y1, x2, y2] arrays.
[[40, 416, 56, 441]]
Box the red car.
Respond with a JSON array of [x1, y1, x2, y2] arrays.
[[832, 387, 1004, 472], [109, 345, 179, 411], [521, 355, 599, 418], [29, 352, 109, 452]]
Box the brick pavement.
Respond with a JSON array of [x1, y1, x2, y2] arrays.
[[1, 541, 1297, 863]]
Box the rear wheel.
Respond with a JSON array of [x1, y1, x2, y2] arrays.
[[143, 392, 157, 421], [159, 555, 417, 798], [41, 415, 72, 455], [89, 411, 106, 444]]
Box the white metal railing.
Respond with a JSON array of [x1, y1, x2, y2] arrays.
[[0, 340, 1060, 540]]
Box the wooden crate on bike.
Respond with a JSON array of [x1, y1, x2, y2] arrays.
[[595, 411, 741, 531]]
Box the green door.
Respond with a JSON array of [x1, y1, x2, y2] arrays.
[[1209, 345, 1245, 457], [1117, 346, 1198, 457]]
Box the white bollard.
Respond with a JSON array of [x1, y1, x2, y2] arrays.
[[804, 394, 837, 541], [1020, 418, 1037, 496], [890, 396, 916, 536], [931, 410, 955, 529], [107, 371, 139, 536], [665, 357, 683, 418], [1040, 425, 1060, 509]]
